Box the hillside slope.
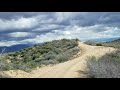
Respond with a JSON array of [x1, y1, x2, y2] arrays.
[[0, 39, 80, 74], [2, 42, 116, 78], [29, 42, 115, 78], [85, 38, 120, 48], [102, 38, 120, 48]]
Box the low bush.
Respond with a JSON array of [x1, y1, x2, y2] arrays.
[[84, 41, 97, 46], [0, 39, 80, 72], [85, 50, 120, 78], [96, 43, 102, 46], [0, 55, 12, 71]]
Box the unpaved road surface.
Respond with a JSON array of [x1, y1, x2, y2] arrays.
[[1, 42, 116, 78], [29, 42, 115, 78]]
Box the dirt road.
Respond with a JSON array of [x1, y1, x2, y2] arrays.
[[2, 42, 116, 78], [29, 42, 116, 78]]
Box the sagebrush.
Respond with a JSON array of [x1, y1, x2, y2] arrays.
[[86, 50, 120, 78], [0, 38, 80, 72]]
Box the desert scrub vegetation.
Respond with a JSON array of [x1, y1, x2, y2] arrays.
[[102, 42, 120, 48], [85, 50, 120, 78], [0, 39, 80, 72], [0, 51, 13, 71], [84, 41, 103, 46], [96, 43, 102, 46], [85, 38, 120, 48], [84, 39, 120, 78], [84, 41, 97, 46]]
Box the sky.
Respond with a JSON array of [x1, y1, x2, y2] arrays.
[[0, 12, 120, 47]]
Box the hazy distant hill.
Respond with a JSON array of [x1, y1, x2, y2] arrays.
[[108, 38, 120, 43], [0, 44, 32, 53], [85, 37, 120, 42], [85, 37, 120, 48], [102, 38, 120, 48]]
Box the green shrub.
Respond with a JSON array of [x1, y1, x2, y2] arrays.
[[1, 38, 80, 72], [43, 51, 56, 60], [84, 41, 98, 46], [56, 53, 69, 62], [40, 60, 58, 65], [75, 38, 80, 42], [0, 55, 12, 71], [96, 43, 102, 46], [85, 50, 120, 78]]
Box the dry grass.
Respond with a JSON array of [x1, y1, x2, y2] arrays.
[[86, 50, 120, 78]]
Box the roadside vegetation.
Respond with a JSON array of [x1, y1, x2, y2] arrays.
[[84, 39, 120, 78], [0, 39, 80, 72]]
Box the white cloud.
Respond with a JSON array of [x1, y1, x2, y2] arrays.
[[1, 12, 120, 47], [20, 32, 73, 44], [0, 17, 38, 31], [8, 32, 33, 38], [0, 41, 20, 47], [32, 24, 64, 32], [20, 25, 120, 44], [55, 12, 82, 23], [1, 24, 120, 47]]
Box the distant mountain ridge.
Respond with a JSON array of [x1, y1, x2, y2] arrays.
[[1, 37, 120, 53], [85, 37, 120, 42], [109, 38, 120, 43], [0, 44, 32, 53]]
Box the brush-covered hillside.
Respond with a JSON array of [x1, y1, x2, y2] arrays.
[[84, 38, 120, 48], [84, 38, 120, 78], [102, 38, 120, 48], [0, 39, 80, 72]]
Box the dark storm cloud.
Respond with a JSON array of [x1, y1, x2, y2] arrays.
[[0, 12, 120, 27], [76, 12, 120, 27], [1, 12, 120, 46], [0, 12, 54, 19]]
